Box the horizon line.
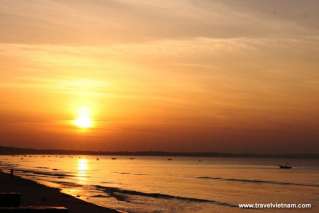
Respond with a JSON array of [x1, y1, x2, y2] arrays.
[[0, 146, 318, 159]]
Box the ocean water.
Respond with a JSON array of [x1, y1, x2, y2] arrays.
[[0, 155, 318, 212]]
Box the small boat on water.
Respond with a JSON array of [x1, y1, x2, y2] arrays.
[[279, 163, 292, 169]]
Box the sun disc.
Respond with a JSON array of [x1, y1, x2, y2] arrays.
[[74, 107, 93, 129]]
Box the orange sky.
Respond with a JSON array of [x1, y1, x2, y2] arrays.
[[0, 0, 319, 153]]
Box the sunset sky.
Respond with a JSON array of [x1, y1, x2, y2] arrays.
[[1, 0, 319, 153]]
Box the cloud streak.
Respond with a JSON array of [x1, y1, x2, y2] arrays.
[[1, 0, 318, 44]]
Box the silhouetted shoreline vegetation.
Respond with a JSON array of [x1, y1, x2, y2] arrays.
[[0, 146, 318, 159]]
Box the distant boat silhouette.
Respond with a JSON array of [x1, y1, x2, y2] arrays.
[[112, 157, 117, 160], [167, 158, 173, 161], [279, 163, 292, 169]]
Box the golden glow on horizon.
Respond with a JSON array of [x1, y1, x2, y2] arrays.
[[74, 107, 93, 129]]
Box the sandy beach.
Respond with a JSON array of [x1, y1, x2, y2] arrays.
[[0, 171, 119, 213]]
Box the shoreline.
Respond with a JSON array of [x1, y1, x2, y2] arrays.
[[0, 171, 119, 213], [1, 146, 319, 159]]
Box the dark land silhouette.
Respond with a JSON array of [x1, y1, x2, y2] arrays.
[[0, 146, 318, 159]]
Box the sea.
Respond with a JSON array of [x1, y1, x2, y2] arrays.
[[0, 155, 318, 212]]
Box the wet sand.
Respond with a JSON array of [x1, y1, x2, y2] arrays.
[[0, 172, 119, 213]]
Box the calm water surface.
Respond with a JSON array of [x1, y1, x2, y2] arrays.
[[0, 155, 318, 212]]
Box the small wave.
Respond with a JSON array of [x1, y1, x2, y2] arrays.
[[114, 172, 130, 175], [197, 176, 319, 187], [92, 194, 108, 198], [0, 162, 18, 168], [95, 185, 236, 207], [16, 168, 73, 178], [53, 181, 82, 188], [36, 166, 50, 169], [101, 181, 114, 184], [114, 172, 147, 176]]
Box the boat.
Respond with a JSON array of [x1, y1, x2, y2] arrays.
[[279, 163, 292, 169]]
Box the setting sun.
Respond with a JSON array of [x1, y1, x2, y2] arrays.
[[74, 107, 93, 129]]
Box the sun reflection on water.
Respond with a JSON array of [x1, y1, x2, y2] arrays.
[[77, 158, 89, 184]]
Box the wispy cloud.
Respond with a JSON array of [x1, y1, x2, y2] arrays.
[[1, 0, 318, 44]]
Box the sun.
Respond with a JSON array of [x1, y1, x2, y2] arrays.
[[74, 107, 93, 129]]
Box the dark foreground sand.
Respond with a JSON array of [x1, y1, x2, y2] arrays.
[[0, 172, 119, 213]]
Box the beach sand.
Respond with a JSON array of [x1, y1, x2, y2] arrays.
[[0, 172, 119, 213]]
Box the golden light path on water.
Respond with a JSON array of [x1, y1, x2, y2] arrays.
[[62, 158, 90, 198], [77, 158, 89, 184]]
